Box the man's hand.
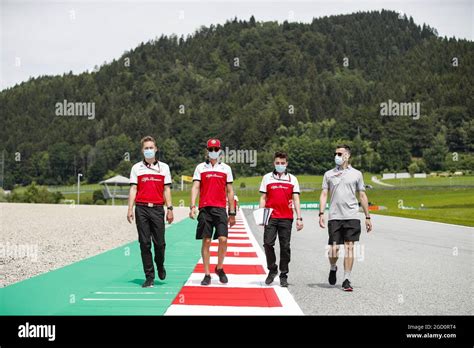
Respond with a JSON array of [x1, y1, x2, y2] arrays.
[[296, 220, 303, 231], [189, 206, 196, 219], [365, 218, 373, 233], [166, 210, 174, 224], [319, 214, 325, 229], [127, 209, 134, 224], [228, 215, 236, 227]]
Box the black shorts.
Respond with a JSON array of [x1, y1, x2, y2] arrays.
[[328, 219, 361, 245], [196, 207, 229, 240]]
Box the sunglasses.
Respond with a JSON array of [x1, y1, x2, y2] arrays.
[[334, 152, 344, 157], [208, 147, 220, 152]]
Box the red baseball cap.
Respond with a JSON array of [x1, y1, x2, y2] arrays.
[[207, 138, 221, 148]]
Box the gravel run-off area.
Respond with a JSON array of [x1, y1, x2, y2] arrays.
[[0, 203, 189, 287]]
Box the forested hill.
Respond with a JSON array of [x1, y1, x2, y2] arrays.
[[1, 10, 473, 187]]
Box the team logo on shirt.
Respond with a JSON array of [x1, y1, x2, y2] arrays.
[[205, 173, 224, 179], [270, 184, 289, 190], [141, 177, 162, 183]]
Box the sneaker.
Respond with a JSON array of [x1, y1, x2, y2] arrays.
[[342, 279, 353, 292], [280, 276, 289, 287], [215, 266, 228, 284], [265, 270, 278, 285], [201, 274, 211, 286], [329, 266, 337, 285], [142, 278, 154, 288], [158, 266, 166, 280]]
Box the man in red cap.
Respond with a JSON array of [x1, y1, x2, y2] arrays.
[[189, 138, 236, 285]]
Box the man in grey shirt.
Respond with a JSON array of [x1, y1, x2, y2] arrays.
[[319, 144, 373, 291]]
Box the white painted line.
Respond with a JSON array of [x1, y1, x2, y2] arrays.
[[82, 298, 169, 301], [94, 291, 173, 295], [209, 246, 253, 252], [196, 256, 261, 265], [165, 304, 302, 316]]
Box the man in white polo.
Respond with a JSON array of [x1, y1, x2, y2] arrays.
[[319, 144, 372, 291], [127, 136, 174, 288]]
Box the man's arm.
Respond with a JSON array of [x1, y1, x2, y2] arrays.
[[226, 183, 236, 227], [164, 185, 174, 224], [358, 191, 372, 232], [319, 189, 328, 228], [259, 193, 267, 208], [127, 185, 137, 223], [293, 193, 303, 231], [189, 180, 200, 219]]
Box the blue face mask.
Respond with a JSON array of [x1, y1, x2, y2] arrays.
[[143, 149, 155, 159], [208, 150, 220, 160], [275, 164, 287, 173], [335, 155, 344, 166]]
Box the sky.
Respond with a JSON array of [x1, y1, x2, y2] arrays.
[[1, 0, 473, 90]]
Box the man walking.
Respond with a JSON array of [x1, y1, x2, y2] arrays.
[[259, 151, 303, 287], [189, 139, 236, 286], [319, 144, 373, 291], [127, 136, 174, 288]]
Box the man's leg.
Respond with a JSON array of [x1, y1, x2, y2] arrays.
[[201, 238, 212, 275], [328, 243, 339, 267], [341, 220, 361, 291], [150, 206, 166, 279], [343, 241, 355, 281], [327, 220, 342, 285], [216, 236, 227, 270], [277, 219, 292, 279], [263, 219, 278, 285], [135, 206, 155, 283]]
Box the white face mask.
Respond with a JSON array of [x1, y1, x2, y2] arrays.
[[208, 150, 221, 160], [335, 155, 344, 166]]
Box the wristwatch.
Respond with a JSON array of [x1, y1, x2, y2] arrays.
[[296, 217, 303, 221], [228, 211, 236, 216], [365, 216, 371, 219], [167, 206, 173, 211], [190, 205, 196, 210], [319, 212, 324, 216]]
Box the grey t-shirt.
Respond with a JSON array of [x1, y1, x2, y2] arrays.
[[322, 166, 365, 220]]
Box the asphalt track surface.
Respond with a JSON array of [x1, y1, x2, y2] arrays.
[[244, 209, 474, 315]]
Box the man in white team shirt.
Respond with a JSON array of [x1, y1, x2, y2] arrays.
[[127, 136, 174, 288], [259, 151, 303, 288], [319, 144, 372, 292]]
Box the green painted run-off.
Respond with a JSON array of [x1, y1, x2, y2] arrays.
[[0, 218, 200, 315]]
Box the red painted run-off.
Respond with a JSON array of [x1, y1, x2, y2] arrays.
[[228, 230, 247, 234], [172, 286, 282, 307], [211, 242, 252, 247], [210, 251, 258, 257], [194, 264, 266, 274]]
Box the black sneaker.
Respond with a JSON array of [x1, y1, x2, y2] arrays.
[[265, 270, 278, 285], [329, 266, 337, 285], [158, 267, 166, 280], [215, 266, 228, 284], [280, 276, 289, 287], [201, 274, 211, 286], [142, 278, 154, 288], [342, 279, 353, 292]]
